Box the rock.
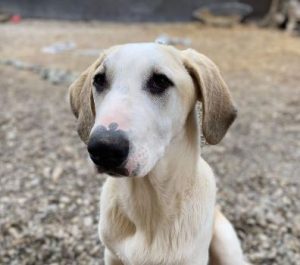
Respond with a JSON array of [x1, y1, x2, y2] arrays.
[[52, 165, 63, 182]]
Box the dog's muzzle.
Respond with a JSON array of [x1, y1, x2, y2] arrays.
[[87, 125, 130, 176]]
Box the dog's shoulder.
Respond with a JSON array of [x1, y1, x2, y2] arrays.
[[197, 157, 214, 181], [194, 157, 216, 203]]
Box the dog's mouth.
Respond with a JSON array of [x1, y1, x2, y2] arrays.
[[89, 154, 130, 177], [94, 164, 130, 177]]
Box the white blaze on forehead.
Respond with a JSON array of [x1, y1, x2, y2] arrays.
[[104, 43, 181, 82]]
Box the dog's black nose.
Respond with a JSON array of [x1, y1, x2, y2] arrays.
[[87, 125, 129, 175]]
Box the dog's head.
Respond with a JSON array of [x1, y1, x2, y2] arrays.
[[69, 43, 237, 177]]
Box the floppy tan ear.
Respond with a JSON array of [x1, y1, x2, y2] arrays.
[[182, 49, 237, 145], [69, 54, 105, 144]]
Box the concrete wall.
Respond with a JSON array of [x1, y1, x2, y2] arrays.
[[0, 0, 271, 22]]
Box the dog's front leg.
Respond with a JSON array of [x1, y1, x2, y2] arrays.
[[104, 248, 124, 265], [209, 209, 248, 265]]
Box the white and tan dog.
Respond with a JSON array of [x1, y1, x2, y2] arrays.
[[69, 43, 247, 265]]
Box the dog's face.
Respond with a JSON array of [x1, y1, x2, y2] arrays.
[[69, 43, 237, 177]]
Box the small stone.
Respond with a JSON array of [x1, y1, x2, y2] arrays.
[[52, 165, 63, 182], [83, 217, 93, 227]]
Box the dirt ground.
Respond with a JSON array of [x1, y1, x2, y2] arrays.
[[0, 21, 299, 265]]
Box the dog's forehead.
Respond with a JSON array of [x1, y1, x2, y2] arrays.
[[104, 43, 182, 72]]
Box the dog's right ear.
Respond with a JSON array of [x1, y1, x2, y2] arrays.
[[69, 54, 105, 144]]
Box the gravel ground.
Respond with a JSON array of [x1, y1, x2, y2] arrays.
[[0, 21, 299, 265]]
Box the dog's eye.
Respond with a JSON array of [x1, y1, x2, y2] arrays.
[[147, 73, 174, 95], [93, 73, 107, 92]]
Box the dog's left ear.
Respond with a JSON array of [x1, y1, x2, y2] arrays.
[[182, 49, 237, 145], [69, 54, 105, 144]]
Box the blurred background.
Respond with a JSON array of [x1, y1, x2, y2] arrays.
[[0, 1, 299, 264]]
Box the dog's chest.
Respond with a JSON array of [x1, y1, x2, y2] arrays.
[[99, 202, 211, 265], [99, 167, 215, 265], [100, 219, 203, 265]]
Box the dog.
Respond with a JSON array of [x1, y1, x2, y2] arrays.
[[69, 43, 247, 265]]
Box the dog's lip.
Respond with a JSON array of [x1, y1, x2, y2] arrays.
[[88, 153, 129, 177], [95, 165, 130, 177]]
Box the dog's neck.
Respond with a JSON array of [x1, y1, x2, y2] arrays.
[[116, 109, 200, 238]]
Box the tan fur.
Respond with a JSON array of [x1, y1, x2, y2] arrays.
[[182, 49, 237, 145], [69, 43, 247, 265], [69, 58, 99, 143]]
